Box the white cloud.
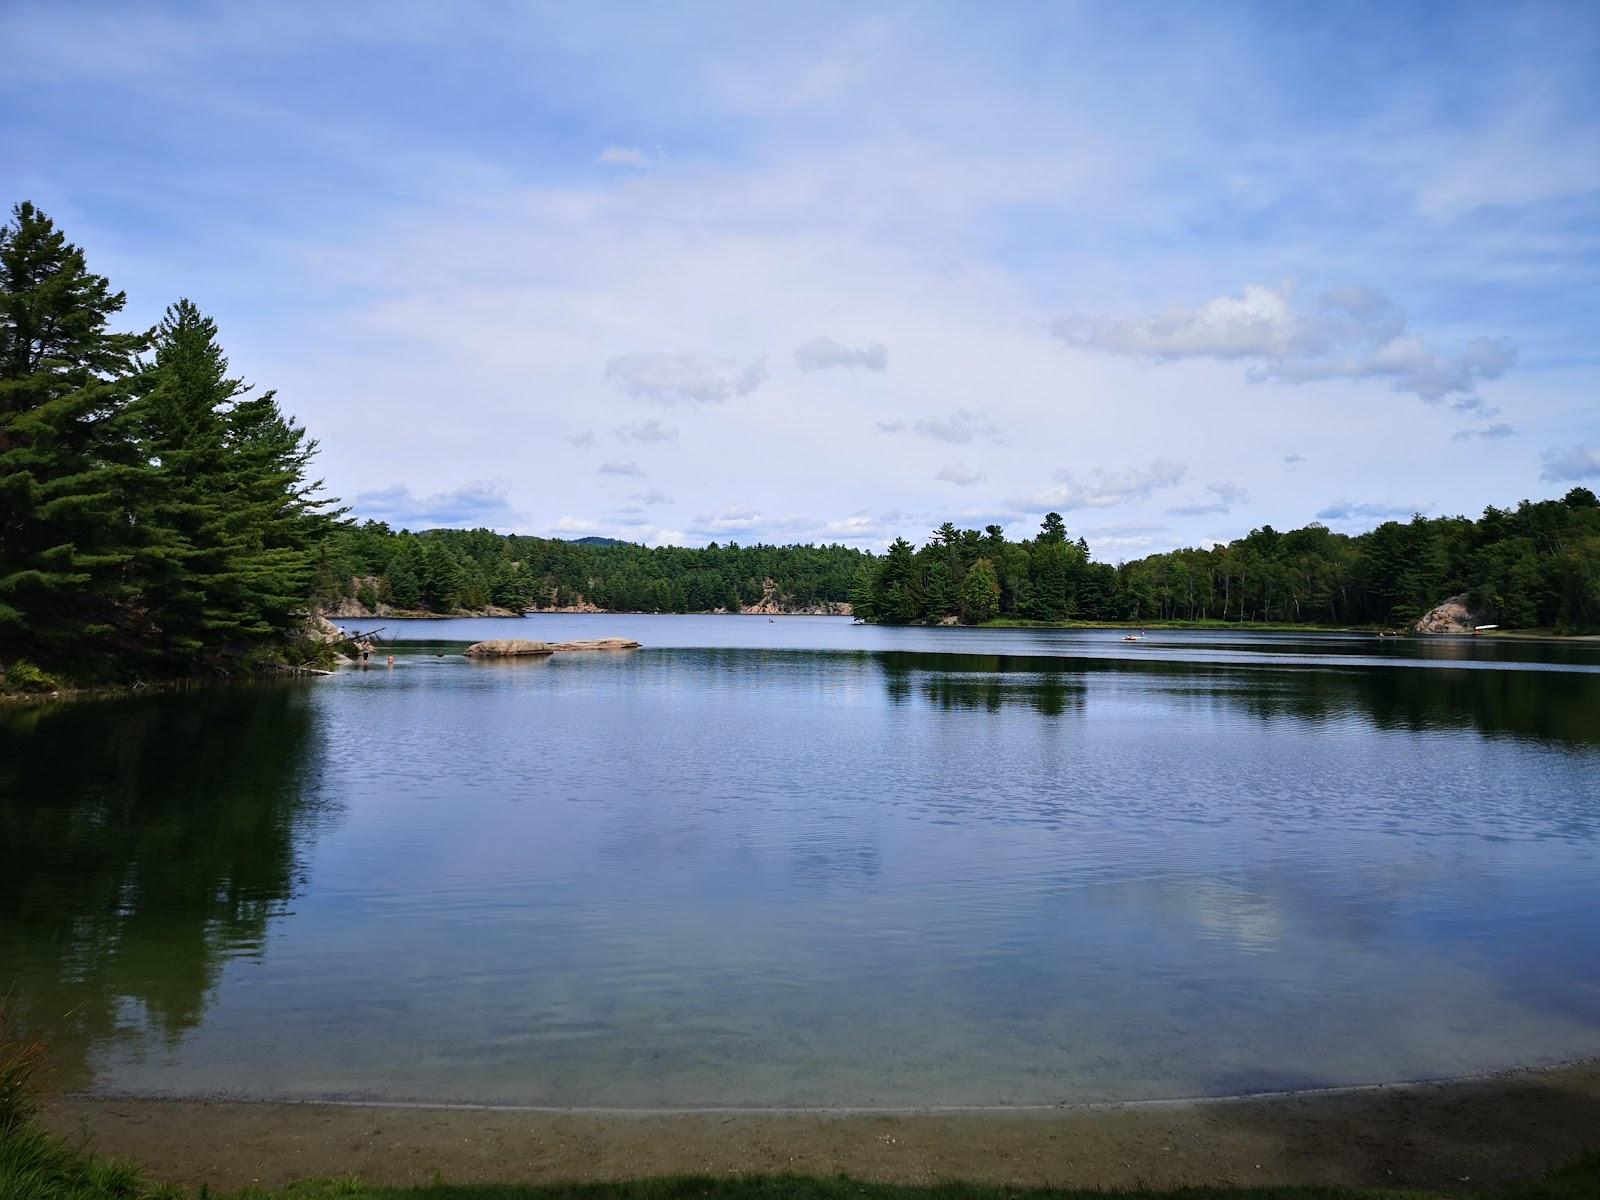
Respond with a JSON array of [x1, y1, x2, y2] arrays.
[[1053, 284, 1515, 408], [1013, 458, 1187, 512], [1412, 101, 1600, 220], [686, 506, 889, 545], [1077, 522, 1169, 536], [690, 506, 762, 534], [1540, 442, 1600, 481], [1169, 479, 1249, 515], [1316, 500, 1426, 521], [596, 144, 652, 169], [820, 513, 884, 540], [615, 418, 678, 443], [564, 431, 596, 448], [604, 352, 769, 405], [552, 514, 693, 545], [793, 336, 888, 372], [912, 408, 1002, 445], [74, 7, 1586, 552], [1283, 453, 1306, 466], [629, 489, 674, 506], [935, 462, 985, 487], [1451, 423, 1516, 442], [1085, 533, 1159, 559], [352, 480, 520, 530], [598, 460, 645, 476], [875, 419, 906, 433]]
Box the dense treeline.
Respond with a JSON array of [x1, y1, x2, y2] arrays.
[[856, 496, 1600, 632], [0, 203, 338, 685], [316, 522, 868, 615], [5, 201, 1596, 693]]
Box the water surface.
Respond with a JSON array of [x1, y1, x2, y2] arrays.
[[3, 617, 1598, 1107]]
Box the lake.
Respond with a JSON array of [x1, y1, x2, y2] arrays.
[[4, 616, 1599, 1108]]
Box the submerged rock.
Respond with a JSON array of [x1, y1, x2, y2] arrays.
[[464, 637, 640, 656]]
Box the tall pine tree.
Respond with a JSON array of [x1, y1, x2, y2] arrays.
[[0, 202, 148, 664], [128, 299, 236, 660]]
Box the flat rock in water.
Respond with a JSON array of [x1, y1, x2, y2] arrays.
[[464, 638, 639, 656]]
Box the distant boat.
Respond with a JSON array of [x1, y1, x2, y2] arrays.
[[1122, 634, 1141, 642]]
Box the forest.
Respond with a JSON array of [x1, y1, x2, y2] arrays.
[[320, 490, 1600, 635], [314, 522, 868, 616], [5, 199, 1597, 696], [852, 498, 1600, 631]]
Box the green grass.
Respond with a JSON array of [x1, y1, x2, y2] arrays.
[[0, 1120, 180, 1200]]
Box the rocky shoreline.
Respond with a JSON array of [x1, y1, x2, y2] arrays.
[[322, 602, 851, 620]]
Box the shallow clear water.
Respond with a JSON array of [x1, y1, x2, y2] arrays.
[[4, 616, 1599, 1107]]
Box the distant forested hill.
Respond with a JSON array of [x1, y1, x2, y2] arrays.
[[852, 494, 1600, 632], [321, 490, 1600, 631], [316, 523, 869, 615]]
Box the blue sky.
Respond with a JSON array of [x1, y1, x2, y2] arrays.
[[5, 1, 1598, 556]]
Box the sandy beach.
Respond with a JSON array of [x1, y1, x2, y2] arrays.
[[42, 1061, 1600, 1193]]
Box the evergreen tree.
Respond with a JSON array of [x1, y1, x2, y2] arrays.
[[873, 537, 922, 623], [386, 542, 423, 609], [924, 559, 955, 620], [1029, 541, 1071, 620], [129, 300, 244, 659], [210, 363, 340, 647], [421, 540, 468, 611], [959, 558, 1000, 624], [0, 202, 148, 664], [1037, 511, 1068, 544], [490, 560, 532, 610], [847, 561, 876, 620]]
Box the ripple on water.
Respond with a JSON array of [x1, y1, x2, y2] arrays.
[[2, 626, 1598, 1105]]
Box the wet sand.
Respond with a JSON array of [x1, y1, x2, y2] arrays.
[[43, 1062, 1600, 1192]]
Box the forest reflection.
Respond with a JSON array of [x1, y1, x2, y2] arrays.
[[0, 685, 333, 1089], [871, 650, 1600, 745]]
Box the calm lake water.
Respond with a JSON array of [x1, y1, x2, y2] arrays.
[[4, 616, 1599, 1108]]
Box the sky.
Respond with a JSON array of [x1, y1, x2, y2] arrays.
[[5, 1, 1599, 559]]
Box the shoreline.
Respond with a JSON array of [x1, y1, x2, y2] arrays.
[[43, 1059, 1600, 1192], [365, 610, 1600, 638]]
